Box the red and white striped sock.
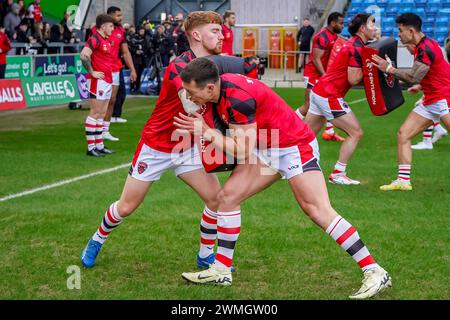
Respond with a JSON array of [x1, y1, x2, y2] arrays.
[[332, 161, 347, 176], [215, 210, 241, 269], [326, 216, 378, 272], [398, 164, 411, 182], [325, 122, 335, 134], [92, 201, 124, 244], [434, 121, 445, 133], [95, 118, 104, 150], [85, 116, 97, 151], [103, 120, 110, 134], [423, 125, 433, 142], [199, 206, 217, 258]]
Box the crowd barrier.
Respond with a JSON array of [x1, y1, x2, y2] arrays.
[[0, 53, 166, 111]]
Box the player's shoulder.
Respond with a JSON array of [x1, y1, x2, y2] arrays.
[[173, 50, 195, 64], [350, 35, 365, 48]]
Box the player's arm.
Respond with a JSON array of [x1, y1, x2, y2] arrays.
[[347, 67, 363, 85], [173, 112, 257, 161], [347, 47, 363, 85], [120, 42, 137, 82], [80, 47, 104, 79], [312, 48, 326, 75], [372, 54, 430, 84]]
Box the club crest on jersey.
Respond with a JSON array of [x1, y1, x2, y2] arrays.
[[221, 114, 229, 125], [137, 161, 148, 174], [199, 104, 207, 115]]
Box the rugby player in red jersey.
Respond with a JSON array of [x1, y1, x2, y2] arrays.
[[372, 13, 450, 191], [81, 11, 235, 270], [96, 6, 137, 142], [295, 12, 346, 142], [221, 10, 235, 56], [305, 13, 377, 186], [175, 58, 392, 299], [80, 14, 116, 157]]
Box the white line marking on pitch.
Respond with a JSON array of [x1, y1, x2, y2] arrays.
[[348, 98, 367, 105], [0, 163, 131, 203]]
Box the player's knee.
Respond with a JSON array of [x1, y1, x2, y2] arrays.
[[116, 201, 137, 217], [301, 200, 331, 222], [217, 187, 241, 208], [352, 127, 363, 141], [397, 128, 409, 143]]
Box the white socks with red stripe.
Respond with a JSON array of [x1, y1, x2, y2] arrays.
[[326, 215, 378, 272], [199, 207, 218, 258], [325, 122, 335, 134], [95, 118, 104, 151], [92, 201, 124, 244], [332, 161, 347, 176], [214, 210, 241, 269], [85, 116, 97, 151], [423, 125, 433, 142], [103, 121, 111, 134], [398, 164, 411, 182]]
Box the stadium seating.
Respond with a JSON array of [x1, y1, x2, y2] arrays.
[[343, 0, 450, 45]]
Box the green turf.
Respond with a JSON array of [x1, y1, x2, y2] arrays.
[[0, 89, 449, 300]]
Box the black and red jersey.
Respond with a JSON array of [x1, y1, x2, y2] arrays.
[[85, 31, 114, 83], [313, 35, 365, 99], [140, 50, 197, 153], [414, 36, 450, 105], [304, 27, 338, 79], [214, 73, 316, 148]]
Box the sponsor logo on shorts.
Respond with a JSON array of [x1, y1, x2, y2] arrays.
[[138, 161, 148, 174]]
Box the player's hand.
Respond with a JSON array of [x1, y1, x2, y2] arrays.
[[174, 112, 209, 136], [371, 54, 393, 73], [130, 70, 137, 82], [407, 84, 422, 94], [91, 71, 104, 79]]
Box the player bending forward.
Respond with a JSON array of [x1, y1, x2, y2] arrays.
[[174, 58, 392, 299], [81, 11, 235, 270]]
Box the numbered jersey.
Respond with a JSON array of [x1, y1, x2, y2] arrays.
[[214, 73, 315, 148]]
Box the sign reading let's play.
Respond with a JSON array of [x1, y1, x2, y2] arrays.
[[21, 75, 80, 107]]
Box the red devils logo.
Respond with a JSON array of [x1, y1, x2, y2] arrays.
[[384, 73, 395, 88], [99, 90, 104, 96], [138, 161, 147, 174]]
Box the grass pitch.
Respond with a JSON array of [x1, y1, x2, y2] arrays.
[[0, 88, 449, 299]]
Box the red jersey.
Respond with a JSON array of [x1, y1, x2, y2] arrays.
[[92, 25, 126, 72], [313, 35, 365, 99], [0, 31, 11, 64], [215, 73, 316, 148], [222, 24, 234, 55], [85, 31, 114, 83], [28, 4, 42, 22], [141, 50, 197, 153], [414, 36, 450, 106], [304, 27, 338, 79]]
